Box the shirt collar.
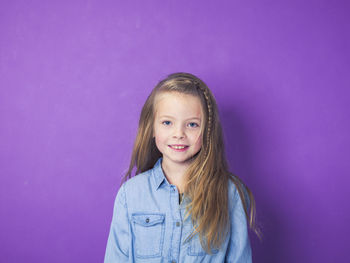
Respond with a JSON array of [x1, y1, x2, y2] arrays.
[[152, 157, 169, 190], [151, 158, 190, 205]]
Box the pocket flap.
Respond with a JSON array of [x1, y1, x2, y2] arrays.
[[132, 213, 165, 227]]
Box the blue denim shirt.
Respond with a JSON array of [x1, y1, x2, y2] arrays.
[[104, 158, 252, 263]]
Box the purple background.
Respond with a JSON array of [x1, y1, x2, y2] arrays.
[[1, 0, 349, 262]]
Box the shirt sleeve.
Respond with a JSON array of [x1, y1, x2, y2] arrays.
[[225, 187, 252, 263], [104, 183, 130, 263]]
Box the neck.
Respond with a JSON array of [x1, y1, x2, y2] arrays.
[[161, 159, 191, 193]]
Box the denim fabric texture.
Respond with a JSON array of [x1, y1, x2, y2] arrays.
[[104, 158, 252, 263]]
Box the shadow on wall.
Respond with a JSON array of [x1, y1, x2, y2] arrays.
[[217, 73, 289, 263]]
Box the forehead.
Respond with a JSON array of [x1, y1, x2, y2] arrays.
[[154, 92, 203, 118]]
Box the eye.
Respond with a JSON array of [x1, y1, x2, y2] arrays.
[[188, 122, 199, 128], [162, 120, 171, 126]]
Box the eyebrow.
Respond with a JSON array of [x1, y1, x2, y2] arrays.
[[158, 115, 201, 121]]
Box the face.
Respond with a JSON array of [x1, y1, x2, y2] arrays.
[[153, 92, 203, 168]]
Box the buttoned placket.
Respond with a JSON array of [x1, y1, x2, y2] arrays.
[[169, 184, 183, 263]]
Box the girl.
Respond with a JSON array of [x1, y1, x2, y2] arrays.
[[104, 72, 260, 263]]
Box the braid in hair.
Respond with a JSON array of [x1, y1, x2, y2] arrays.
[[194, 81, 213, 156]]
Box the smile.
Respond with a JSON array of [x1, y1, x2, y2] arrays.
[[169, 145, 189, 150]]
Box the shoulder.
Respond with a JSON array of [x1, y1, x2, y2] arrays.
[[122, 169, 153, 192], [114, 167, 161, 213], [227, 176, 239, 200], [118, 166, 161, 206], [227, 175, 251, 208]]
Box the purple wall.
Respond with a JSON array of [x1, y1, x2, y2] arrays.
[[1, 0, 349, 262]]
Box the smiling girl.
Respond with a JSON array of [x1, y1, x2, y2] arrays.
[[104, 72, 260, 263]]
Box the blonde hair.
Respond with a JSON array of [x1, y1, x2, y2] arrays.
[[124, 72, 261, 252]]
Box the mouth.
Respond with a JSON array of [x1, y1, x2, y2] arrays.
[[168, 145, 189, 151]]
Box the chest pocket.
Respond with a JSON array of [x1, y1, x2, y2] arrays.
[[131, 213, 165, 258], [182, 218, 219, 257], [186, 232, 219, 256]]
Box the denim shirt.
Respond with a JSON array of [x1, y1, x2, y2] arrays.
[[104, 158, 252, 263]]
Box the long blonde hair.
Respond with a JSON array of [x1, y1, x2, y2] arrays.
[[123, 72, 260, 252]]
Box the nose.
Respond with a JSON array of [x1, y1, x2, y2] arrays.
[[173, 125, 185, 139]]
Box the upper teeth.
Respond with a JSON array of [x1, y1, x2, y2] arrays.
[[172, 146, 186, 149]]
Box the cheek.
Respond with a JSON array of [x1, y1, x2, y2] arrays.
[[154, 128, 168, 143], [154, 135, 164, 152], [191, 132, 203, 148]]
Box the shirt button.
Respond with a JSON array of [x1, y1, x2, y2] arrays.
[[145, 218, 149, 223], [176, 221, 181, 227]]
